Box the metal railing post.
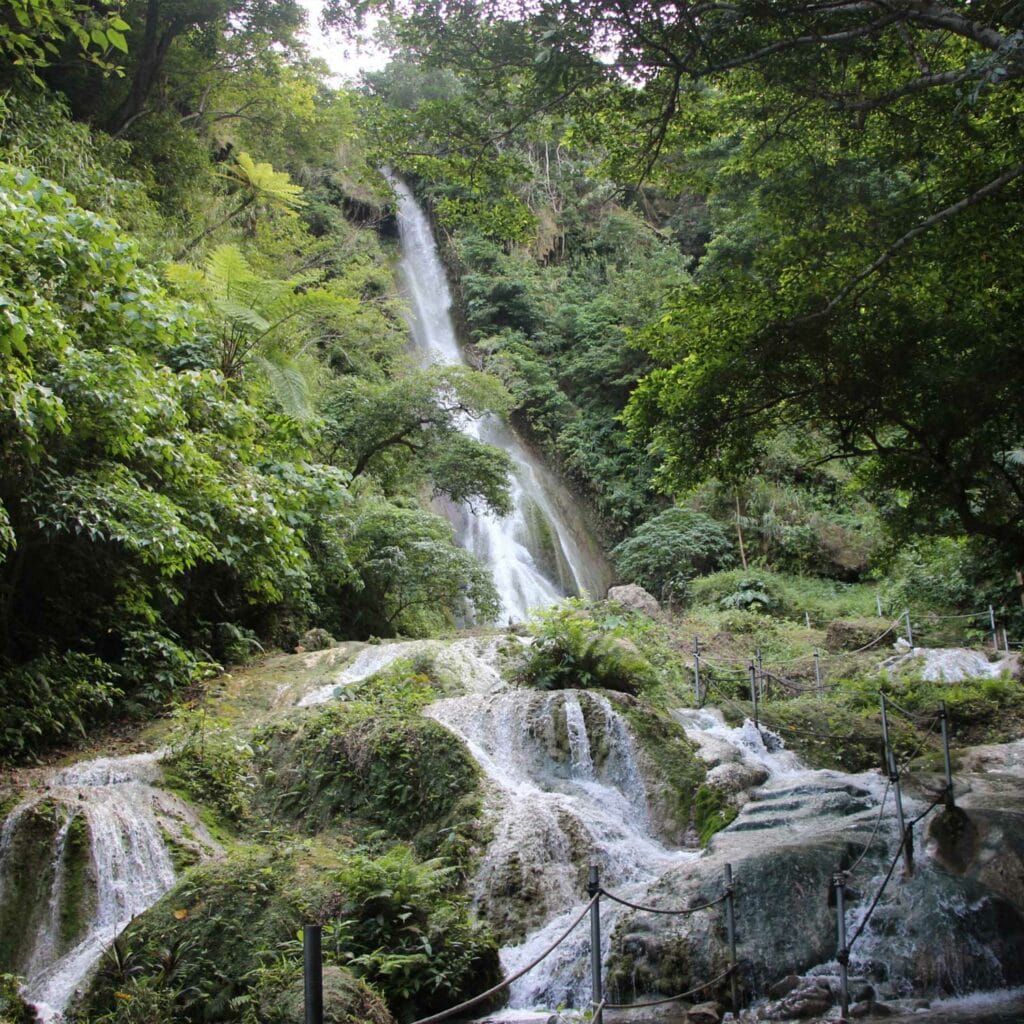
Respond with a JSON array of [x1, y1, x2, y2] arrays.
[[814, 648, 823, 698], [833, 874, 850, 1020], [693, 636, 702, 706], [749, 661, 759, 729], [756, 646, 764, 699], [990, 604, 998, 652], [724, 863, 739, 1012], [304, 924, 323, 1024], [904, 608, 913, 647], [939, 701, 955, 809], [588, 864, 603, 1024], [888, 748, 913, 878]]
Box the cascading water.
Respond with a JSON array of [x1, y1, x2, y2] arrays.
[[0, 752, 218, 1021], [389, 176, 610, 621]]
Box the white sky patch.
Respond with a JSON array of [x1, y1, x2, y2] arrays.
[[298, 0, 392, 83]]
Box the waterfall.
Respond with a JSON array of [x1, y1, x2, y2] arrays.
[[0, 752, 218, 1021], [389, 176, 610, 621], [426, 688, 694, 1009]]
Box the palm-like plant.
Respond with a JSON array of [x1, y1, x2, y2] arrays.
[[168, 245, 355, 415], [174, 153, 305, 260]]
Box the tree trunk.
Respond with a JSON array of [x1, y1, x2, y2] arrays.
[[108, 0, 184, 136]]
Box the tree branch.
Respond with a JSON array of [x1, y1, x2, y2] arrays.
[[796, 163, 1024, 323]]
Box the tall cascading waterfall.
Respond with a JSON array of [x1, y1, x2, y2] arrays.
[[389, 176, 610, 621], [0, 752, 217, 1021]]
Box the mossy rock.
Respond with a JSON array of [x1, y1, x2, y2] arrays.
[[0, 802, 96, 974], [255, 703, 483, 858], [824, 617, 889, 652], [694, 784, 739, 846], [610, 693, 706, 844], [268, 965, 393, 1024], [79, 850, 328, 1022]]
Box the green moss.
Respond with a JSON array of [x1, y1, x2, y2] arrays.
[[0, 973, 38, 1024], [58, 812, 96, 950], [0, 802, 63, 972], [694, 784, 738, 846], [613, 695, 705, 839], [254, 662, 484, 863]]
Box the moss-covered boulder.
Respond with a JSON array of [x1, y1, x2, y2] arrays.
[[269, 965, 391, 1024], [824, 617, 889, 652], [79, 844, 500, 1024], [0, 802, 96, 975], [608, 693, 706, 846], [255, 701, 483, 858]]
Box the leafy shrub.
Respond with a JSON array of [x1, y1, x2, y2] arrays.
[[514, 602, 659, 693], [0, 653, 121, 764], [611, 507, 735, 602], [326, 846, 500, 1020], [163, 711, 254, 823], [0, 973, 37, 1024]]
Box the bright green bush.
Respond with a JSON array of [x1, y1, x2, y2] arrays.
[[611, 506, 735, 602]]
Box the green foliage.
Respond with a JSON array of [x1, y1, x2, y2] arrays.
[[688, 569, 878, 624], [326, 846, 500, 1020], [0, 166, 353, 758], [256, 660, 482, 855], [338, 501, 500, 637], [515, 599, 690, 700], [321, 364, 513, 515], [694, 784, 738, 846], [612, 507, 735, 603], [164, 710, 255, 823], [0, 973, 38, 1024], [0, 653, 121, 763], [0, 0, 127, 83], [82, 844, 497, 1024]]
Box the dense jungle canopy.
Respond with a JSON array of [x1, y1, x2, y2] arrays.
[[0, 0, 1023, 761]]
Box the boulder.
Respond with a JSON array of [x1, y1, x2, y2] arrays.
[[824, 617, 888, 652], [688, 1000, 722, 1024], [271, 965, 392, 1024], [607, 584, 661, 617]]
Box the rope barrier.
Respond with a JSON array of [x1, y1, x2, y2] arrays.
[[833, 618, 902, 656], [884, 693, 939, 729], [409, 895, 598, 1024], [897, 714, 942, 771], [600, 966, 737, 1010], [843, 792, 946, 957], [600, 887, 728, 916], [845, 780, 891, 878]]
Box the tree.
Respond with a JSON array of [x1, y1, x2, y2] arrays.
[[321, 364, 515, 515], [611, 507, 735, 602], [341, 500, 500, 634], [0, 0, 128, 84], [104, 0, 304, 136], [357, 1, 1024, 562]]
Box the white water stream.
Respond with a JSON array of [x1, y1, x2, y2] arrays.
[[0, 752, 217, 1020], [390, 176, 609, 621]]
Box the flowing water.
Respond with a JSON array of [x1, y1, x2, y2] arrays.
[[0, 752, 217, 1020], [389, 176, 610, 621]]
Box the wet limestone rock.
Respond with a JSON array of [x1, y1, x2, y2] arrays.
[[760, 976, 834, 1019], [607, 585, 660, 617]]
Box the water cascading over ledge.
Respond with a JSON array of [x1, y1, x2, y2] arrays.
[[388, 174, 611, 621], [0, 753, 218, 1021]]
